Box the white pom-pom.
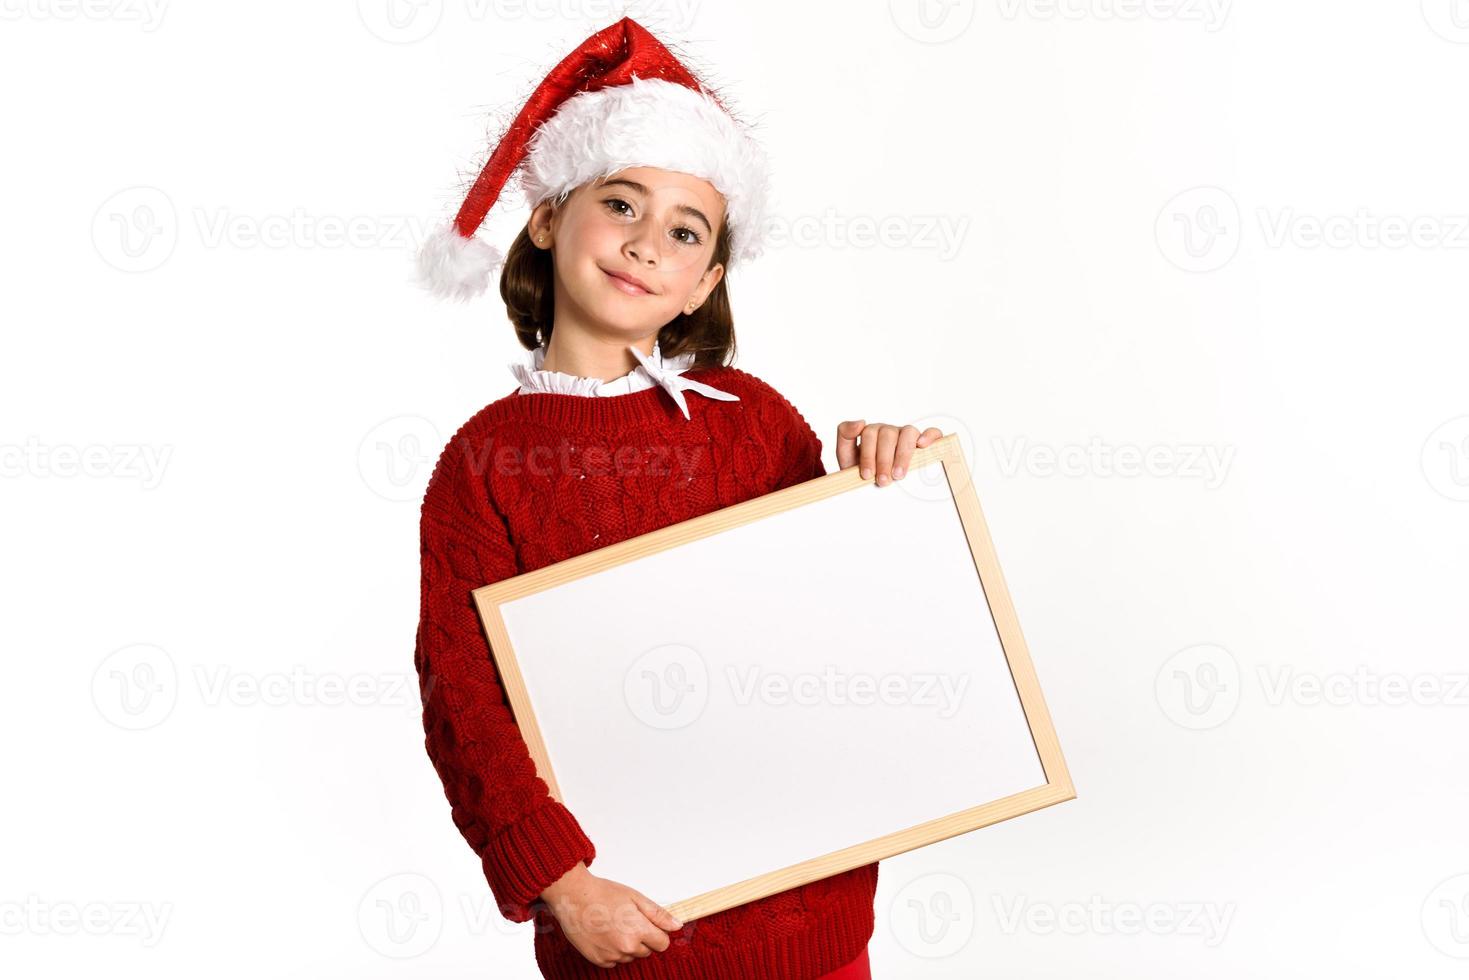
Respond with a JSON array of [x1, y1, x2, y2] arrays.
[[415, 222, 504, 301]]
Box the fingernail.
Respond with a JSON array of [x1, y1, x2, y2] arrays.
[[893, 466, 905, 479], [861, 467, 872, 479]]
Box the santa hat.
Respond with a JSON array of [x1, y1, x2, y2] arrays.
[[417, 17, 773, 301]]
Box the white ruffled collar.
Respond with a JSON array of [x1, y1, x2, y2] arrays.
[[510, 340, 740, 420]]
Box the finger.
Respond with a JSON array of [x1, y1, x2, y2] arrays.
[[858, 424, 880, 480], [917, 426, 944, 448], [835, 419, 865, 471], [873, 425, 901, 486], [892, 425, 921, 479], [632, 892, 682, 933]]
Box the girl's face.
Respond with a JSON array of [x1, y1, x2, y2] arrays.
[[528, 166, 726, 341]]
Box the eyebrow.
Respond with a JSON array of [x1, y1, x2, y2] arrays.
[[595, 178, 714, 236]]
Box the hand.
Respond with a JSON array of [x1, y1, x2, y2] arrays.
[[540, 862, 684, 968], [836, 421, 944, 486]]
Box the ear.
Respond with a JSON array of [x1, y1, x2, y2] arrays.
[[698, 260, 725, 298], [526, 200, 556, 248]]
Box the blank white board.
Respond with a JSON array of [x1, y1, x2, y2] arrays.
[[474, 434, 1073, 921]]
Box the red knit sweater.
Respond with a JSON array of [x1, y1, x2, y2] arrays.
[[414, 365, 879, 980]]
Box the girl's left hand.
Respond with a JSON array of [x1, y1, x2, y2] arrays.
[[836, 420, 944, 486]]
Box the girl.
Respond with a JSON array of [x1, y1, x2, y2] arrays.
[[414, 19, 939, 979]]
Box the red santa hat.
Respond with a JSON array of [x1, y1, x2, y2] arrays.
[[417, 16, 773, 301]]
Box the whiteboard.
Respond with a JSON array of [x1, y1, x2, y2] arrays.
[[474, 434, 1073, 921]]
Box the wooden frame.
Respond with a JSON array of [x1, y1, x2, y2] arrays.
[[472, 432, 1074, 922]]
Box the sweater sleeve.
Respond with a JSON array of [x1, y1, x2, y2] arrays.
[[414, 430, 597, 923], [770, 390, 827, 490]]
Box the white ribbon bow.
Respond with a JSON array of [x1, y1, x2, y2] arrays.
[[628, 343, 741, 420]]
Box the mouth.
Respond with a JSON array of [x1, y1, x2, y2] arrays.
[[601, 267, 655, 296]]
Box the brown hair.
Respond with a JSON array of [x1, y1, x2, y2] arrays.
[[499, 197, 737, 371]]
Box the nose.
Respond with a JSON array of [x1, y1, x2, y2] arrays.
[[621, 216, 662, 266]]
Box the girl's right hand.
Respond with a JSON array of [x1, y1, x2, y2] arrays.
[[540, 862, 684, 968]]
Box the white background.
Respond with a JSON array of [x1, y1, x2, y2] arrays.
[[3, 1, 1468, 977]]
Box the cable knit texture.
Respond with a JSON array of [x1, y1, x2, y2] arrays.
[[415, 365, 879, 980]]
